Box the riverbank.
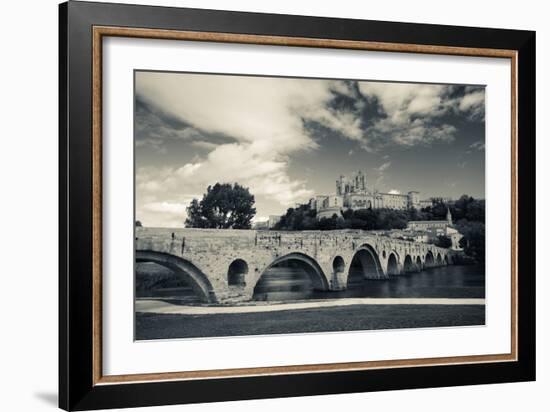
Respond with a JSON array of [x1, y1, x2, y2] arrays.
[[135, 303, 485, 340], [136, 297, 485, 315]]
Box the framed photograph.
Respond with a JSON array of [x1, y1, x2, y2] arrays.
[[59, 1, 536, 410]]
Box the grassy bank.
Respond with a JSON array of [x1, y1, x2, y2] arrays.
[[136, 304, 485, 340]]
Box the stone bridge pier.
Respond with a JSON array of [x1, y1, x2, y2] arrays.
[[136, 228, 452, 304]]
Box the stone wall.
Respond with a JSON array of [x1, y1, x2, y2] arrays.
[[136, 228, 452, 303]]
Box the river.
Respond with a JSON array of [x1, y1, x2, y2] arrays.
[[253, 264, 484, 301], [137, 263, 485, 305]]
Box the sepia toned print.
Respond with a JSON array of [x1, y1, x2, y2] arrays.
[[134, 71, 486, 340]]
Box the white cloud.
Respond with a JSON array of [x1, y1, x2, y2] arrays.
[[358, 83, 447, 117], [136, 143, 315, 226], [329, 81, 356, 97], [138, 197, 198, 228], [459, 89, 485, 120], [136, 73, 363, 154], [135, 73, 485, 227], [469, 140, 485, 151], [191, 140, 218, 150], [136, 73, 361, 226], [377, 161, 391, 172], [356, 82, 484, 148], [308, 107, 363, 141], [143, 201, 188, 214], [136, 73, 365, 226]]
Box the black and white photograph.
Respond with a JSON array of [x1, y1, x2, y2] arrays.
[[0, 0, 543, 409], [134, 71, 487, 340]]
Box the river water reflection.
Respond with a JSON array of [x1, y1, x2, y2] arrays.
[[137, 261, 485, 305], [252, 264, 485, 301]]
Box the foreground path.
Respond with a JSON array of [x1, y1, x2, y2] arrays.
[[135, 303, 485, 340], [136, 297, 485, 315]]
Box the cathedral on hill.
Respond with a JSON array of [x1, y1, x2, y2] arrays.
[[306, 170, 463, 250], [309, 170, 433, 219]]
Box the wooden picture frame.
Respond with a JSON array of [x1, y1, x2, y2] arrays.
[[59, 1, 535, 410]]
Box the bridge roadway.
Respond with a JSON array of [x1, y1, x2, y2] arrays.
[[136, 228, 453, 304]]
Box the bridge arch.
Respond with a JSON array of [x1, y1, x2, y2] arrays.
[[228, 258, 248, 286], [347, 244, 383, 287], [136, 250, 216, 303], [436, 253, 443, 265], [416, 256, 422, 271], [256, 252, 330, 292], [403, 255, 415, 273], [387, 252, 400, 275], [425, 251, 435, 268], [332, 256, 345, 275]]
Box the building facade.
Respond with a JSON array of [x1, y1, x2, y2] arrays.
[[406, 208, 463, 250], [310, 170, 432, 217]]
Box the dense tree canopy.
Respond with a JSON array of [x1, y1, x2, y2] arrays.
[[274, 205, 413, 231], [274, 204, 318, 231], [455, 220, 485, 262], [433, 235, 452, 248], [420, 195, 485, 223], [419, 196, 485, 261], [185, 183, 256, 229]]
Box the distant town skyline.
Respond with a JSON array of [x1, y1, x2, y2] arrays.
[[135, 71, 485, 227]]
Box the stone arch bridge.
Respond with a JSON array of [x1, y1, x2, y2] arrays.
[[136, 228, 453, 304]]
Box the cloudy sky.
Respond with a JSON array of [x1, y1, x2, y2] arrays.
[[135, 71, 485, 227]]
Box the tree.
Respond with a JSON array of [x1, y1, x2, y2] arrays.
[[452, 195, 485, 222], [318, 214, 346, 230], [353, 208, 379, 229], [434, 235, 452, 248], [455, 219, 485, 262], [274, 206, 414, 231], [426, 199, 448, 220], [185, 183, 256, 229], [135, 220, 143, 227], [274, 204, 318, 230], [185, 198, 207, 228], [378, 209, 408, 230]]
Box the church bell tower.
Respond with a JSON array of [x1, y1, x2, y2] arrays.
[[446, 207, 453, 226]]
